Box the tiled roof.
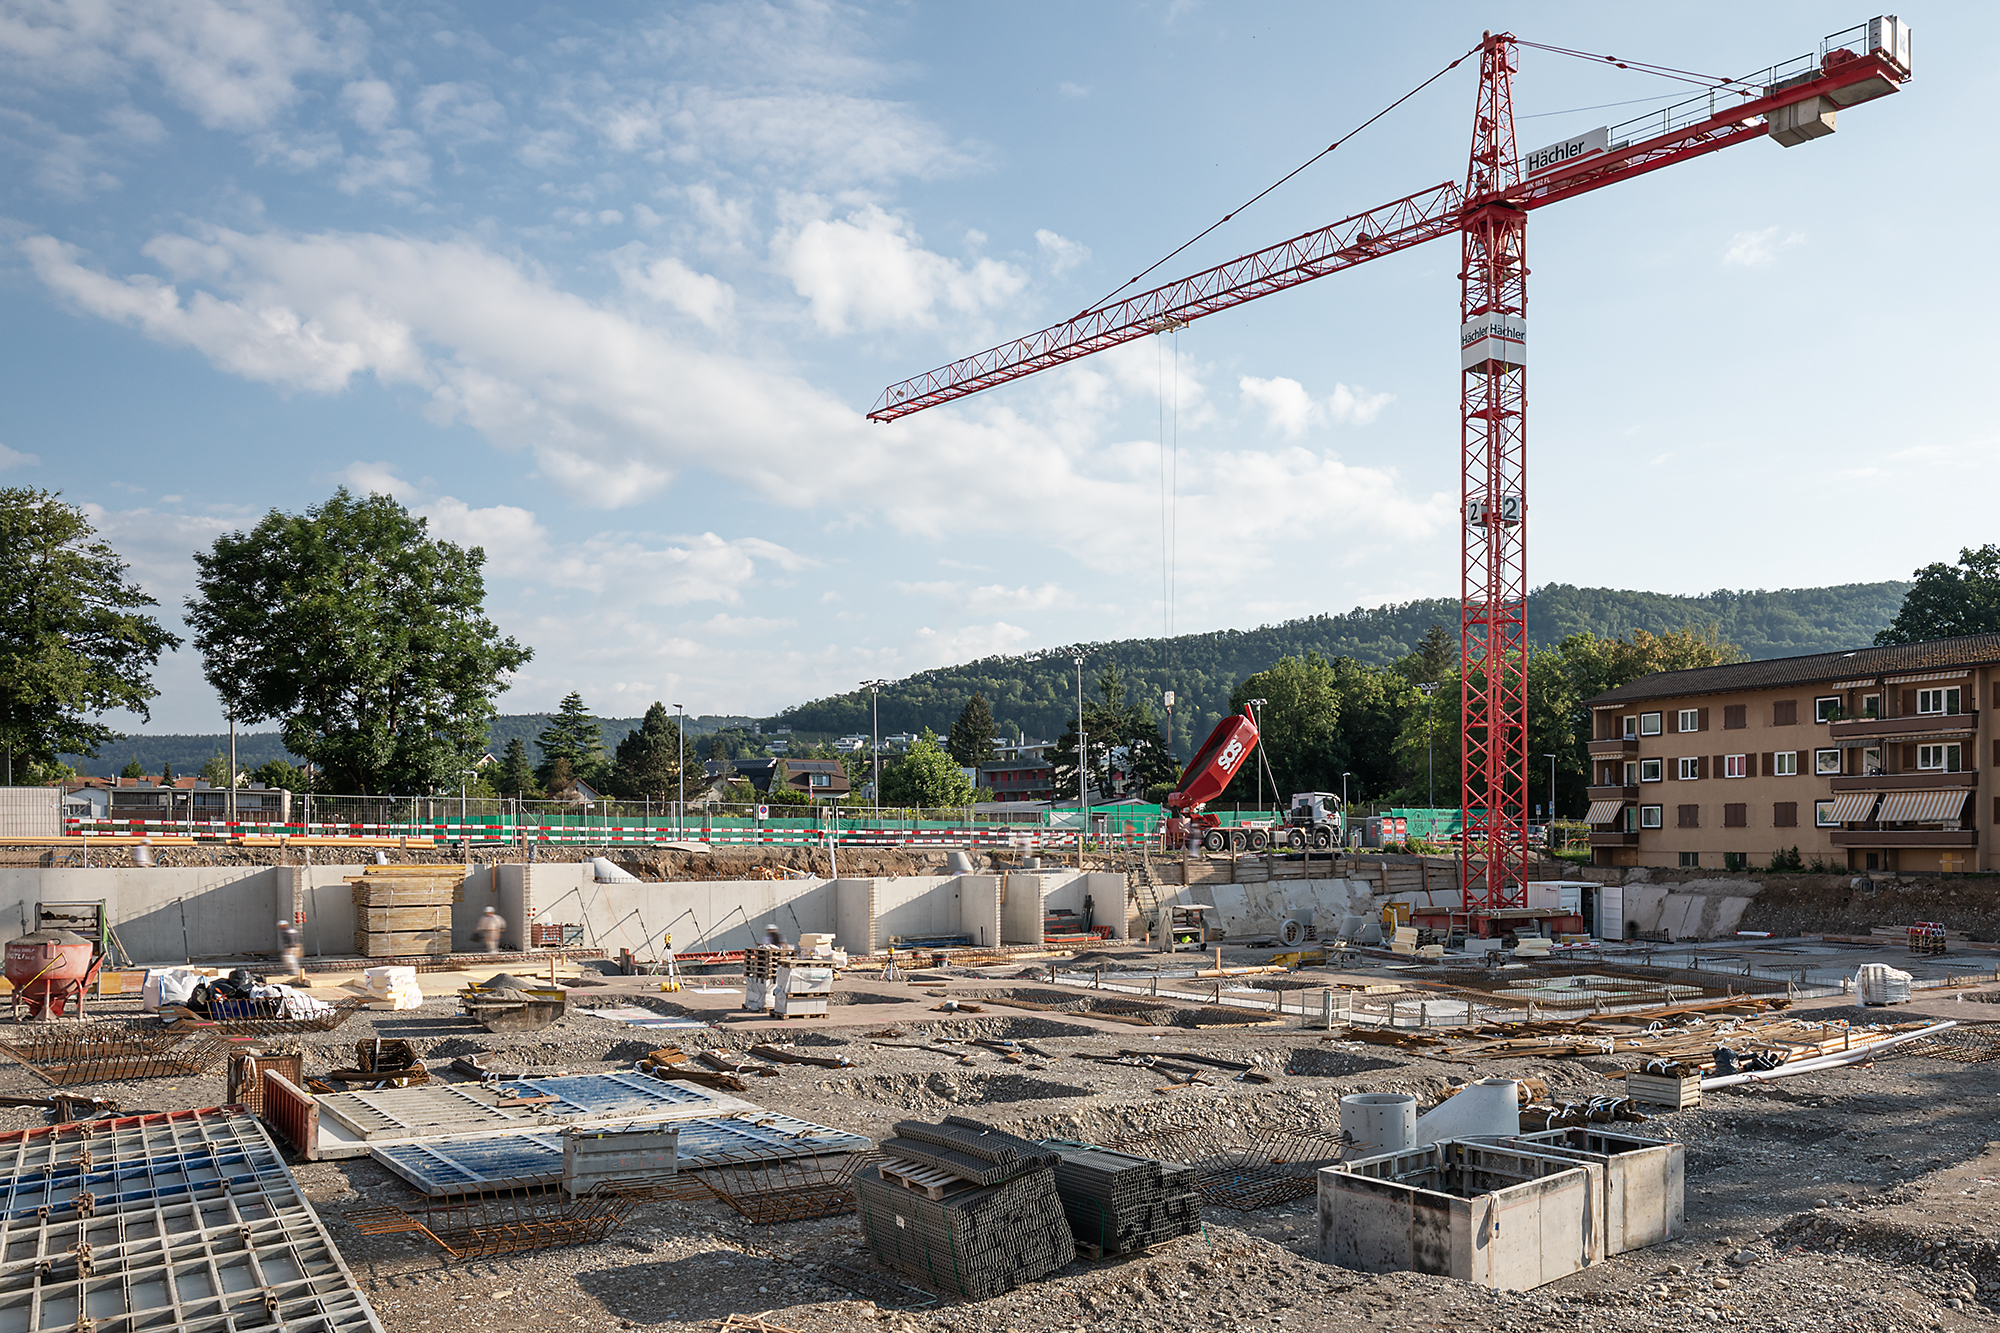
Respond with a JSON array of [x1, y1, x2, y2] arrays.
[[1585, 633, 2000, 707]]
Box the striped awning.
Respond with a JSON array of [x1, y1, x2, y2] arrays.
[[1878, 790, 1972, 824], [1834, 730, 1972, 746], [1826, 792, 1880, 823], [1828, 679, 1877, 691], [1886, 670, 1972, 686], [1584, 799, 1626, 826]]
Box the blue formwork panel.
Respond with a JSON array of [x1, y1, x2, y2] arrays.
[[372, 1112, 871, 1195]]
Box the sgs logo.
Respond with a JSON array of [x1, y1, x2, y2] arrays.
[[1218, 738, 1247, 772]]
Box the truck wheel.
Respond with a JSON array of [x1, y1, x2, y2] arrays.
[[1285, 828, 1308, 851], [1248, 829, 1270, 853], [1310, 826, 1333, 850], [1202, 829, 1228, 853], [1228, 829, 1250, 853]]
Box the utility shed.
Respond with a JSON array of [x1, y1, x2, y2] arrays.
[[1318, 1140, 1603, 1290]]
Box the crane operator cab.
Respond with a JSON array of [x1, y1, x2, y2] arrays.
[[1284, 792, 1344, 851]]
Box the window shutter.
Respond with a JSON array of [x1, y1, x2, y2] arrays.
[[1698, 707, 1709, 731], [1993, 739, 1999, 768], [1902, 688, 1918, 716], [1713, 754, 1724, 777], [1760, 752, 1774, 776], [1697, 756, 1709, 780], [1668, 711, 1679, 734], [1902, 743, 1917, 770]]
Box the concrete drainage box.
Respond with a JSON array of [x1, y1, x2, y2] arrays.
[[1318, 1141, 1603, 1290], [1506, 1127, 1684, 1255]]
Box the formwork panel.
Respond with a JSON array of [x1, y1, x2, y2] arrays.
[[370, 1112, 871, 1195], [0, 1107, 383, 1333]]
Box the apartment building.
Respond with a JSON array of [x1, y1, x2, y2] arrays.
[[1583, 633, 1998, 874]]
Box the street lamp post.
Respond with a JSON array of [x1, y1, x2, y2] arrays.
[[1074, 656, 1087, 855], [1417, 682, 1439, 814], [1543, 752, 1558, 843], [862, 680, 888, 815], [1247, 698, 1267, 814], [1162, 690, 1175, 764], [673, 704, 685, 838], [1341, 770, 1352, 845]]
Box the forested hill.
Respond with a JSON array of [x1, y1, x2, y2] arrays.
[[768, 581, 1913, 750]]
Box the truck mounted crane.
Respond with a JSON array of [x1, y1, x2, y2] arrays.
[[870, 19, 1912, 929]]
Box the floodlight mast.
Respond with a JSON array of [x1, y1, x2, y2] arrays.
[[867, 20, 1910, 913]]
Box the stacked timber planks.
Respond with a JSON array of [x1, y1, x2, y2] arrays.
[[346, 865, 465, 957]]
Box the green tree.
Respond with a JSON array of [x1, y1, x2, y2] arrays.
[[120, 756, 145, 779], [947, 693, 997, 766], [1049, 667, 1177, 801], [609, 702, 701, 808], [1875, 544, 2000, 644], [186, 488, 531, 795], [536, 692, 604, 791], [1221, 653, 1345, 806], [250, 758, 312, 792], [199, 749, 236, 788], [159, 760, 173, 784], [1400, 622, 1457, 687], [545, 754, 578, 798], [0, 488, 179, 783], [880, 729, 976, 808], [492, 737, 539, 798]]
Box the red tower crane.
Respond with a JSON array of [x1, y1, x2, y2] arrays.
[[869, 19, 1912, 920]]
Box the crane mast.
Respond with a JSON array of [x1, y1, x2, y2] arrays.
[[870, 19, 1912, 921]]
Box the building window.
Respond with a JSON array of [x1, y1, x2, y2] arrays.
[[1917, 743, 1963, 772], [1815, 799, 1839, 827], [1723, 803, 1747, 828], [1862, 746, 1884, 776], [809, 773, 831, 787], [1917, 686, 1962, 715], [1624, 761, 1638, 786], [1677, 757, 1700, 781], [1772, 751, 1798, 776], [1724, 852, 1748, 871], [1723, 704, 1747, 730], [1677, 709, 1699, 732], [1814, 696, 1842, 723], [1772, 699, 1798, 727], [1815, 748, 1842, 776], [1677, 804, 1699, 829], [1861, 694, 1880, 718], [1639, 711, 1662, 736], [1623, 715, 1637, 739], [1639, 804, 1662, 828], [1724, 754, 1748, 778], [1773, 801, 1798, 828], [1678, 851, 1701, 868], [1623, 806, 1639, 833], [1639, 759, 1662, 782]]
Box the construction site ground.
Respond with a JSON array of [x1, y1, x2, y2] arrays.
[[4, 940, 1998, 1333]]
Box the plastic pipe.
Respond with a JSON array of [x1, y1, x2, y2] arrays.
[[1700, 1020, 1955, 1090]]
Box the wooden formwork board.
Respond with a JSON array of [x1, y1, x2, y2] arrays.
[[354, 929, 451, 957]]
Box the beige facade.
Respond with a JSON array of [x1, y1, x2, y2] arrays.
[[1583, 636, 1997, 874]]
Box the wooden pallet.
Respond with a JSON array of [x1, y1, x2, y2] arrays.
[[1623, 1071, 1702, 1110], [878, 1156, 962, 1200]]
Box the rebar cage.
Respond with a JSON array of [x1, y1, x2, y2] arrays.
[[347, 1184, 638, 1260], [1108, 1125, 1351, 1210], [0, 1023, 230, 1087], [695, 1150, 882, 1225]]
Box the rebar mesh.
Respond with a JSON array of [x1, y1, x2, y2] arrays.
[[348, 1184, 638, 1259], [696, 1150, 882, 1224], [186, 997, 365, 1035], [1107, 1125, 1350, 1210], [0, 1023, 229, 1086]]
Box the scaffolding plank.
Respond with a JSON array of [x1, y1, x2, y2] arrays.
[[371, 1112, 871, 1195], [0, 1107, 384, 1333]]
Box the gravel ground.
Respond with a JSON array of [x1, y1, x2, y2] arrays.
[[4, 947, 1998, 1332]]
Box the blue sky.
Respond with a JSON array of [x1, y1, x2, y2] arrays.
[[0, 1, 1982, 734]]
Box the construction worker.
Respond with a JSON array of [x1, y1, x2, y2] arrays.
[[475, 906, 506, 953], [763, 922, 788, 949], [275, 918, 309, 987]]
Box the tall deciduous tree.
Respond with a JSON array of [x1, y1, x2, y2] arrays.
[[185, 488, 531, 795], [947, 693, 997, 766], [536, 692, 604, 791], [880, 729, 977, 809], [609, 702, 700, 807], [1875, 545, 2000, 644], [1049, 667, 1175, 801], [493, 737, 539, 798], [0, 488, 179, 783]]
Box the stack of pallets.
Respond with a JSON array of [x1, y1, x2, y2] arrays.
[[857, 1115, 1075, 1299], [1037, 1140, 1201, 1256], [346, 865, 464, 958], [743, 945, 784, 1011]]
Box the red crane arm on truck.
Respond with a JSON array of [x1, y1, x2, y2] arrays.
[[1164, 709, 1259, 816]]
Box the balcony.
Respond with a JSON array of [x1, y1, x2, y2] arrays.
[[1587, 737, 1640, 758], [1589, 831, 1641, 847], [1827, 710, 1977, 742], [1829, 829, 1977, 848], [1586, 784, 1639, 802], [1828, 770, 1977, 793]]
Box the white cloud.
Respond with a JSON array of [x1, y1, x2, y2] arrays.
[[1035, 228, 1089, 275], [619, 254, 735, 328], [777, 203, 1026, 333], [0, 442, 40, 471], [0, 0, 363, 132], [339, 78, 396, 133], [412, 82, 506, 143], [1723, 226, 1804, 268], [911, 621, 1033, 667], [1238, 374, 1392, 437]]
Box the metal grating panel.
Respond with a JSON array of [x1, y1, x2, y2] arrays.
[[317, 1071, 741, 1142], [0, 1107, 384, 1333], [372, 1112, 871, 1195]]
